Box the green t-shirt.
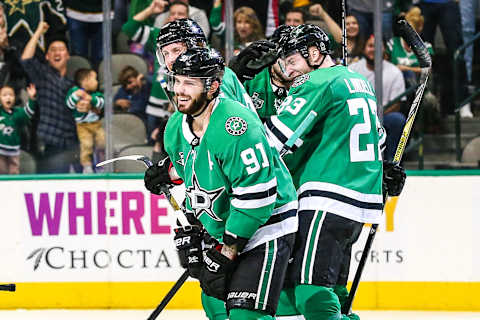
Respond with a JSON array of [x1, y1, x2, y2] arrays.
[[386, 37, 434, 67], [264, 65, 384, 224], [0, 99, 36, 156], [164, 97, 297, 252]]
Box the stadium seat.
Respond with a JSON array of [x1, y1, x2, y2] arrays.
[[105, 113, 148, 154], [115, 31, 131, 54], [98, 53, 148, 87], [19, 150, 36, 174], [462, 137, 480, 164], [114, 144, 152, 173], [67, 56, 92, 81]]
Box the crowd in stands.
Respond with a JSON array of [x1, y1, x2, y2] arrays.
[[0, 0, 478, 174]]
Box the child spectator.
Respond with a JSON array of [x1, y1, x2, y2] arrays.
[[65, 68, 105, 173], [0, 84, 37, 174], [114, 66, 151, 125]]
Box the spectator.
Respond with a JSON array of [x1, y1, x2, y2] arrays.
[[234, 7, 265, 52], [309, 3, 342, 44], [65, 69, 105, 173], [210, 4, 265, 52], [154, 0, 210, 37], [348, 0, 394, 40], [21, 22, 80, 174], [386, 7, 441, 133], [418, 0, 472, 117], [350, 35, 407, 161], [114, 66, 151, 124], [285, 7, 306, 26], [164, 1, 189, 24], [0, 84, 37, 174], [460, 0, 477, 101], [345, 14, 365, 64], [64, 0, 114, 67]]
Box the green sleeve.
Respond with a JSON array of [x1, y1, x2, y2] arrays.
[[221, 67, 256, 113], [217, 118, 277, 240], [128, 0, 154, 25], [209, 4, 225, 37], [13, 98, 36, 125], [91, 92, 105, 110], [121, 18, 159, 52], [65, 87, 80, 111]]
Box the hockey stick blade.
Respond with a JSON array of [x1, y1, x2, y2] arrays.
[[0, 284, 16, 291], [96, 155, 153, 168]]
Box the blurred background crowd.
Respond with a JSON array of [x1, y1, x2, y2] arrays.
[[0, 0, 479, 174]]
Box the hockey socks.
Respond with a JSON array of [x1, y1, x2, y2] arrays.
[[295, 284, 342, 320], [229, 308, 274, 320], [333, 285, 360, 320], [201, 292, 228, 320], [276, 287, 302, 317]]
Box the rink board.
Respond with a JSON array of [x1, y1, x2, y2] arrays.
[[0, 171, 479, 310]]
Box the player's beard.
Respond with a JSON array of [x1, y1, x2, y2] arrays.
[[177, 92, 209, 116]]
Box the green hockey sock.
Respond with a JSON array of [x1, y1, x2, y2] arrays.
[[295, 284, 342, 320], [276, 287, 301, 316], [333, 284, 349, 310], [201, 292, 228, 320], [229, 308, 274, 320]]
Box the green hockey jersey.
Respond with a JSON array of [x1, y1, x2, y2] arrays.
[[243, 67, 289, 121], [122, 19, 254, 112], [164, 97, 298, 252], [65, 87, 104, 123], [264, 65, 383, 224], [0, 99, 36, 156]]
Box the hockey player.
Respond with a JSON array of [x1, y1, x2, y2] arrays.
[[122, 1, 254, 113], [144, 47, 298, 320], [262, 24, 399, 320]]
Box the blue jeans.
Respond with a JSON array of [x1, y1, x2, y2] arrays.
[[460, 0, 478, 83], [349, 9, 393, 40], [67, 17, 103, 66], [383, 112, 406, 162]]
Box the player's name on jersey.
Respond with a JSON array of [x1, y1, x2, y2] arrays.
[[344, 78, 375, 97]]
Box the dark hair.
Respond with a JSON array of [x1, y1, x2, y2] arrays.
[[169, 1, 189, 13], [286, 8, 306, 23], [118, 66, 139, 87], [74, 68, 94, 87], [45, 32, 69, 52]]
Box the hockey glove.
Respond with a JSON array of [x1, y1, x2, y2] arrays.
[[144, 157, 182, 195], [229, 40, 277, 82], [174, 225, 204, 279], [383, 161, 406, 197], [199, 247, 235, 301]]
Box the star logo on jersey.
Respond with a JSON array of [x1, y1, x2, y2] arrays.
[[225, 117, 247, 136], [186, 174, 224, 221], [5, 0, 29, 15]]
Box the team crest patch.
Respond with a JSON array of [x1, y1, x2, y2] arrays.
[[292, 74, 310, 88], [225, 117, 247, 136]]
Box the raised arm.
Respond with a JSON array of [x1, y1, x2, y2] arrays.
[[21, 22, 49, 60], [309, 4, 342, 44]]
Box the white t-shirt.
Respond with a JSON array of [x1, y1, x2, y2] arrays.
[[349, 58, 406, 107]]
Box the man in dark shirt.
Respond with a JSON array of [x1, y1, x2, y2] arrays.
[[21, 21, 79, 173]]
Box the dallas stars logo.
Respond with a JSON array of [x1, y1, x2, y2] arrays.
[[225, 117, 247, 136], [186, 174, 224, 221]]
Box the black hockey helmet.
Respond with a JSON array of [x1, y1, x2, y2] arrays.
[[278, 24, 331, 60], [269, 24, 294, 44], [156, 18, 207, 49], [167, 47, 225, 93]]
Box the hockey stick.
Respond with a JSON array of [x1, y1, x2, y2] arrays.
[[0, 284, 16, 291], [147, 270, 190, 320], [342, 0, 348, 66], [96, 155, 190, 227], [342, 19, 431, 315], [279, 110, 318, 157]]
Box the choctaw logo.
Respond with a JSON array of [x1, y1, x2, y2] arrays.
[[225, 117, 247, 136]]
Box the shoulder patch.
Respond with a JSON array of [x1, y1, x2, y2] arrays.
[[225, 117, 248, 136], [291, 74, 310, 88]]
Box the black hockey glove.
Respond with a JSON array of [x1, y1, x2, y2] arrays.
[[382, 161, 406, 197], [199, 247, 235, 301], [144, 157, 182, 195], [174, 225, 204, 279], [229, 40, 277, 82]]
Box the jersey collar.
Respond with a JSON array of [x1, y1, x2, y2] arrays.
[[181, 98, 220, 147]]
